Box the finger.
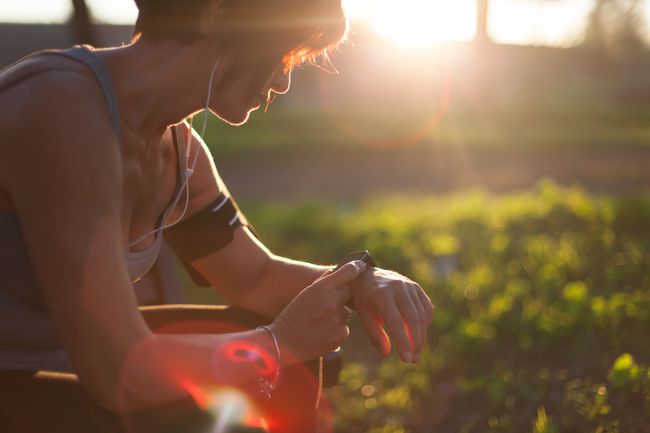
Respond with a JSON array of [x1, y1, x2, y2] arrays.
[[416, 288, 435, 324], [319, 260, 366, 290], [345, 306, 354, 321], [333, 285, 351, 307], [317, 261, 365, 307], [409, 288, 427, 359], [359, 310, 391, 357], [319, 268, 334, 278], [396, 291, 421, 360], [311, 268, 334, 284], [333, 323, 351, 352], [382, 301, 413, 363], [339, 306, 354, 324], [332, 323, 351, 352]]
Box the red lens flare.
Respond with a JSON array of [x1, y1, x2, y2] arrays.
[[114, 316, 333, 433], [220, 340, 278, 377]]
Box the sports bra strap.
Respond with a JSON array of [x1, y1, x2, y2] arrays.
[[56, 46, 123, 149]]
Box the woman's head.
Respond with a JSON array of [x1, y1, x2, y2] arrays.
[[133, 0, 348, 124], [133, 0, 349, 71]]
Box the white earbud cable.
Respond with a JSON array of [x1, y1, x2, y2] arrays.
[[129, 58, 221, 249]]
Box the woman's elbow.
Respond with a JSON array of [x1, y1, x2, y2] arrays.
[[73, 356, 127, 412], [71, 333, 158, 413]]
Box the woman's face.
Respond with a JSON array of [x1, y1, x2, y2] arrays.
[[210, 61, 292, 126]]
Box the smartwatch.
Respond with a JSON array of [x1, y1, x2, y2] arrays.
[[334, 250, 376, 271], [335, 250, 376, 310]]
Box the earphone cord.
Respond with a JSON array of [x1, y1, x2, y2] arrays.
[[129, 58, 221, 249]]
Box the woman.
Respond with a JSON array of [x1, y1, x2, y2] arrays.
[[0, 0, 433, 431]]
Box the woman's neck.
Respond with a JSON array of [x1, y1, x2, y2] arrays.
[[95, 39, 222, 144]]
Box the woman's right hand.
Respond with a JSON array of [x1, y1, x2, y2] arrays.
[[270, 261, 366, 364]]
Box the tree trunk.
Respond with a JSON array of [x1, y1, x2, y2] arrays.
[[584, 0, 609, 48], [475, 0, 491, 45], [70, 0, 95, 45]]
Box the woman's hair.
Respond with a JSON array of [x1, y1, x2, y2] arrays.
[[133, 0, 348, 70]]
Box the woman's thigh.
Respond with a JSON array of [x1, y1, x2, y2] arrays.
[[0, 305, 323, 433], [0, 370, 212, 433]]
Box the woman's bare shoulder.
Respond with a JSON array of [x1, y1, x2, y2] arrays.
[[0, 56, 122, 208], [1, 55, 108, 131], [0, 53, 115, 141], [0, 52, 119, 150]]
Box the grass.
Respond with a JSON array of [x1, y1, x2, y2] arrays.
[[178, 42, 650, 432], [212, 181, 650, 433], [195, 105, 650, 163]]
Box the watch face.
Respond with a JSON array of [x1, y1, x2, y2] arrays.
[[335, 250, 375, 270]]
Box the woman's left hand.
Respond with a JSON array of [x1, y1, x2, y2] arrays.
[[349, 268, 434, 363]]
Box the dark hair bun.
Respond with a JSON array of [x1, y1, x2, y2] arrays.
[[133, 0, 347, 69]]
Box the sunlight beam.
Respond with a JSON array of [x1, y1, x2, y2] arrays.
[[344, 0, 476, 47]]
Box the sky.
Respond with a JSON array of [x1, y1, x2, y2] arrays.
[[0, 0, 648, 47]]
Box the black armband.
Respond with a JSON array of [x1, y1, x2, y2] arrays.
[[165, 193, 256, 286]]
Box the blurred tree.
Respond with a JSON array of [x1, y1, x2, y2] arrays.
[[474, 0, 560, 46], [584, 0, 647, 56], [475, 0, 491, 45], [69, 0, 96, 45]]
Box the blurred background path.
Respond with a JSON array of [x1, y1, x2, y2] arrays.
[[218, 146, 650, 200]]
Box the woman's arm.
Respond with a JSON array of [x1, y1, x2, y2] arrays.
[[4, 75, 357, 413], [190, 226, 330, 318], [189, 227, 433, 362], [173, 124, 434, 362], [164, 124, 331, 318]]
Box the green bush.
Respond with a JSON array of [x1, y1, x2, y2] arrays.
[[244, 181, 650, 433]]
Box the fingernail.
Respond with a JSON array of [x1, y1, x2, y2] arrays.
[[354, 260, 366, 272], [404, 351, 412, 363]]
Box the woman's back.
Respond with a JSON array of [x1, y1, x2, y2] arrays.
[[0, 47, 190, 372], [0, 47, 116, 214], [0, 49, 101, 371]]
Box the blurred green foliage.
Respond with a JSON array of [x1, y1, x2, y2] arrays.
[[242, 180, 650, 433], [195, 43, 650, 161], [199, 106, 650, 161]]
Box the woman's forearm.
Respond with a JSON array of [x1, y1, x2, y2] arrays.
[[233, 254, 331, 318], [102, 259, 366, 413], [189, 228, 331, 318], [95, 327, 284, 413]]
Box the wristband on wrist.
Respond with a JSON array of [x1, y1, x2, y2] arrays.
[[335, 250, 376, 310], [256, 325, 281, 399], [334, 250, 376, 271]]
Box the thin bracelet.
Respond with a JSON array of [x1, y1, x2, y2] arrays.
[[256, 325, 281, 398]]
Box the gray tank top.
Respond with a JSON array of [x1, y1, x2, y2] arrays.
[[0, 45, 190, 371]]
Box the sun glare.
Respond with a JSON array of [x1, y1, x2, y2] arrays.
[[345, 0, 476, 47]]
